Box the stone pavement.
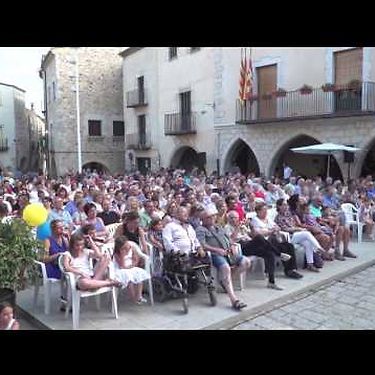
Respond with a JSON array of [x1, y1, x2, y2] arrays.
[[231, 265, 375, 330], [17, 240, 375, 330]]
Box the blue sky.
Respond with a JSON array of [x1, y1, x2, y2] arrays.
[[0, 47, 50, 116]]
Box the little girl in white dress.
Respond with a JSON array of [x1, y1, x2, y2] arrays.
[[113, 236, 150, 304]]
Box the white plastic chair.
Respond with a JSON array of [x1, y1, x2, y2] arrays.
[[102, 242, 115, 256], [267, 208, 278, 223], [106, 223, 122, 239], [112, 241, 154, 306], [341, 203, 364, 243], [33, 259, 64, 315], [58, 252, 118, 330]]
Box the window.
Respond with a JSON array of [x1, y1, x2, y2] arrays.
[[169, 47, 178, 61], [190, 47, 200, 53], [179, 91, 192, 130], [137, 76, 145, 104], [138, 115, 146, 145], [113, 121, 124, 136], [88, 120, 102, 136], [52, 82, 56, 101]]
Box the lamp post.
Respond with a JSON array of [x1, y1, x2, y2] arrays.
[[74, 48, 82, 174]]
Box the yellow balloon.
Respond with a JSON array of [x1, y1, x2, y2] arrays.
[[22, 203, 48, 227]]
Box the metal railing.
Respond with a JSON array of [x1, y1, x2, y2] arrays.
[[126, 132, 152, 150], [164, 112, 197, 135], [126, 89, 148, 108], [236, 81, 375, 123], [0, 138, 9, 152]]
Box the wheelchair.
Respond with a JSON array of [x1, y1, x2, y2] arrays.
[[151, 250, 217, 314]]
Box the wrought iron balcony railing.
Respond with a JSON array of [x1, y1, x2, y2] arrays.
[[126, 132, 152, 150], [164, 112, 197, 135], [0, 138, 9, 152], [236, 81, 375, 124], [126, 89, 148, 108]]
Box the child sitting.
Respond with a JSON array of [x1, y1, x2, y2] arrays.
[[0, 302, 20, 330], [113, 236, 151, 305]]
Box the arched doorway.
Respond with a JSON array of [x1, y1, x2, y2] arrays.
[[224, 139, 260, 175], [170, 146, 200, 172], [82, 162, 109, 175], [271, 135, 344, 180], [361, 139, 375, 178]]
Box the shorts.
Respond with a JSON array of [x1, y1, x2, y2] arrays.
[[211, 253, 244, 269]]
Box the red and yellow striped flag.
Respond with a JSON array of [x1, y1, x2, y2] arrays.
[[239, 48, 254, 101]]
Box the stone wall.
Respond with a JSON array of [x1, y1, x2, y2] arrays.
[[43, 47, 124, 176], [217, 115, 375, 180]]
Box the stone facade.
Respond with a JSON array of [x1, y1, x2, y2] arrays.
[[25, 107, 46, 173], [0, 82, 31, 173], [217, 115, 375, 180], [122, 47, 375, 180], [121, 47, 216, 174], [40, 47, 124, 177]]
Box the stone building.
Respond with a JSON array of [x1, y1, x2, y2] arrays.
[[122, 47, 375, 180], [40, 47, 124, 177], [0, 82, 30, 174], [25, 105, 46, 173]]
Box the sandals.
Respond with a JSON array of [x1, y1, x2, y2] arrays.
[[136, 297, 148, 305], [232, 300, 247, 310], [306, 264, 320, 272]]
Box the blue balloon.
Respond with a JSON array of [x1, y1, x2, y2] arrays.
[[37, 221, 51, 241]]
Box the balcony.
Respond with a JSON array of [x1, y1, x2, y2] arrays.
[[164, 112, 197, 135], [0, 138, 9, 152], [126, 89, 148, 108], [126, 132, 152, 150], [236, 81, 375, 124]]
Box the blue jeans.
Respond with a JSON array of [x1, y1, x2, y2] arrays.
[[211, 253, 244, 269]]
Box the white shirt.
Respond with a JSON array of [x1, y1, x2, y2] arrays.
[[66, 248, 94, 278], [284, 166, 293, 180], [252, 216, 276, 231], [162, 219, 201, 254]]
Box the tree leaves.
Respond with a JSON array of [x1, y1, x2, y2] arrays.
[[0, 219, 44, 292]]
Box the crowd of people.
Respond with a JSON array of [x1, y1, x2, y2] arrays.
[[1, 167, 375, 320]]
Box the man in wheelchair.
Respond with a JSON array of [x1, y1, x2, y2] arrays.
[[162, 207, 212, 295]]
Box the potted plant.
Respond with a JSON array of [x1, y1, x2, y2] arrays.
[[300, 84, 313, 95], [273, 88, 287, 97], [248, 93, 258, 103], [321, 83, 336, 92], [262, 92, 273, 100], [348, 79, 362, 92], [0, 219, 43, 306]]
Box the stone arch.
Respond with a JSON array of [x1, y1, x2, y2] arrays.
[[223, 138, 260, 175], [170, 146, 200, 172], [359, 137, 375, 178], [269, 134, 344, 180], [82, 161, 110, 174]]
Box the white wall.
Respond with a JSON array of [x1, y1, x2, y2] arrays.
[[0, 84, 18, 170], [157, 47, 216, 169]]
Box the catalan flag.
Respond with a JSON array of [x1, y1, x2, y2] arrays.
[[239, 48, 254, 102]]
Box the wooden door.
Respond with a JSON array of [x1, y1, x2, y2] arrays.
[[257, 64, 277, 119], [334, 48, 363, 112]]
